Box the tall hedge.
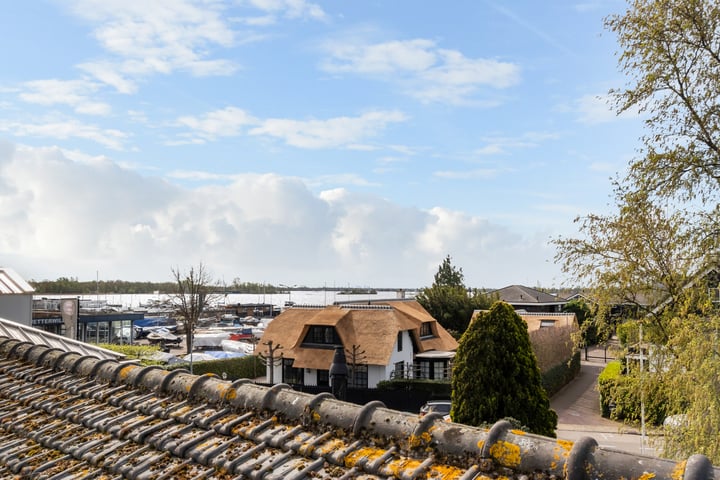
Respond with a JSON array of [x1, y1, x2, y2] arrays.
[[451, 301, 558, 437]]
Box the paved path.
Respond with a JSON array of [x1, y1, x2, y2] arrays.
[[550, 348, 658, 457]]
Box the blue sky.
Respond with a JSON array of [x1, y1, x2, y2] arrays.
[[0, 0, 642, 288]]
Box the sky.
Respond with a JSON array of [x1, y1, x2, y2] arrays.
[[0, 0, 643, 289]]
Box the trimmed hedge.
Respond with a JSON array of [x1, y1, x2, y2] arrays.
[[376, 379, 451, 398], [598, 361, 623, 417], [166, 355, 265, 380], [542, 350, 581, 397]]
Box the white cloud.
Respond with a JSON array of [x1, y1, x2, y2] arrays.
[[1, 142, 563, 287], [175, 107, 259, 142], [244, 0, 327, 21], [65, 0, 238, 91], [574, 93, 617, 124], [170, 107, 406, 149], [321, 39, 521, 105], [0, 117, 127, 150], [249, 110, 408, 149], [433, 169, 500, 180], [18, 79, 111, 116], [474, 131, 561, 156]]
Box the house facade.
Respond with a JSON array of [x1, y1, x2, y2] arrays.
[[257, 299, 458, 388], [0, 267, 34, 325]]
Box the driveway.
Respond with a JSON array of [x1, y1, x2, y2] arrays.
[[550, 346, 658, 457]]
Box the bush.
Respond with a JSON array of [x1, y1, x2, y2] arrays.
[[542, 351, 581, 397], [597, 360, 669, 425], [376, 379, 451, 398], [96, 343, 162, 363], [166, 355, 265, 380], [607, 372, 670, 425], [598, 361, 623, 417]]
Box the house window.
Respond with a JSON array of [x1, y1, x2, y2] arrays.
[[420, 322, 434, 338], [416, 361, 431, 380], [282, 358, 304, 385], [394, 361, 405, 379], [397, 331, 403, 352], [540, 320, 556, 328], [317, 369, 329, 387], [302, 326, 342, 347], [348, 364, 368, 389]]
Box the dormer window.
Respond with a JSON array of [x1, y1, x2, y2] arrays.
[[420, 322, 434, 338], [302, 325, 341, 347]]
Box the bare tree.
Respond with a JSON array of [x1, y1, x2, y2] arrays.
[[170, 262, 220, 355]]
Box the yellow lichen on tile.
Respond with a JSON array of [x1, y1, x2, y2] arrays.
[[118, 365, 137, 380], [638, 472, 656, 480], [426, 464, 465, 479], [344, 446, 388, 468], [672, 461, 686, 480], [489, 441, 522, 467], [510, 429, 526, 435], [223, 387, 237, 401], [387, 458, 423, 477], [315, 438, 346, 455], [408, 431, 433, 449]]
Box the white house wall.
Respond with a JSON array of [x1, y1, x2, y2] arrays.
[[380, 330, 415, 382]]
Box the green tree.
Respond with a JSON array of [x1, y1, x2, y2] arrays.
[[553, 0, 720, 459], [562, 298, 605, 346], [416, 255, 491, 335], [433, 254, 465, 287], [607, 0, 720, 209], [451, 301, 557, 437], [660, 307, 720, 462], [554, 189, 702, 346]]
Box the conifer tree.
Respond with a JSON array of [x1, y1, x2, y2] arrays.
[[451, 301, 557, 437]]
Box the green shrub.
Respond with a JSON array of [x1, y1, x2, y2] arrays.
[[598, 360, 669, 425], [598, 361, 623, 417], [376, 379, 451, 397], [166, 355, 265, 380], [607, 372, 669, 425], [96, 343, 162, 362], [542, 351, 581, 397]]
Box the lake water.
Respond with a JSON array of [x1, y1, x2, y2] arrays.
[[34, 289, 416, 311]]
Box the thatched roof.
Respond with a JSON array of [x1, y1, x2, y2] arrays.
[[258, 300, 458, 370]]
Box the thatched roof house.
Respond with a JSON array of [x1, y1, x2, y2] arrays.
[[258, 299, 457, 388]]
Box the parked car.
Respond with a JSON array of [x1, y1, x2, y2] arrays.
[[419, 400, 452, 421]]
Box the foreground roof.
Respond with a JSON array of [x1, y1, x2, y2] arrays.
[[0, 316, 125, 360], [0, 336, 718, 480], [0, 267, 34, 294]]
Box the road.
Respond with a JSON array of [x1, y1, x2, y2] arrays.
[[550, 347, 658, 457]]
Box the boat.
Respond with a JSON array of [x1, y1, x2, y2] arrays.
[[146, 328, 181, 346]]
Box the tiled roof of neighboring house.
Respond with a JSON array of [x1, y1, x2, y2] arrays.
[[492, 285, 567, 307], [0, 317, 125, 361], [0, 267, 34, 295], [258, 300, 457, 370], [0, 336, 718, 480]]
